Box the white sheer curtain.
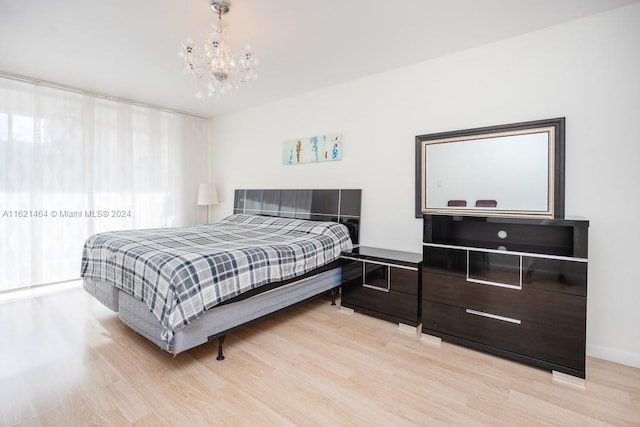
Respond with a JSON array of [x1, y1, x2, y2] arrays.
[[0, 78, 209, 292]]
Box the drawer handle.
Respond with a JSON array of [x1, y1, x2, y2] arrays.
[[363, 283, 390, 293], [362, 263, 390, 292], [466, 277, 522, 290], [466, 250, 523, 290], [465, 309, 521, 324]]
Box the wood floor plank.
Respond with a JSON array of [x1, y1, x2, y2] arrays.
[[1, 287, 639, 426]]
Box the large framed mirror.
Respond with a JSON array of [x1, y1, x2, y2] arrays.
[[415, 117, 565, 218]]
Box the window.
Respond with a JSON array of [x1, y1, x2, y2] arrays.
[[0, 78, 208, 292], [0, 113, 8, 142]]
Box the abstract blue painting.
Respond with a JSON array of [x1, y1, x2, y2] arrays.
[[282, 133, 342, 165]]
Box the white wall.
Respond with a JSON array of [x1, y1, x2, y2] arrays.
[[210, 4, 640, 368]]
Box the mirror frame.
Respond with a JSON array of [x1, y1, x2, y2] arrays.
[[415, 117, 565, 218]]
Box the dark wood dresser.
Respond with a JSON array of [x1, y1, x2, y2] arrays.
[[341, 246, 422, 327], [422, 214, 589, 378]]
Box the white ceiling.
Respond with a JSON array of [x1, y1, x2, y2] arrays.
[[1, 0, 638, 119]]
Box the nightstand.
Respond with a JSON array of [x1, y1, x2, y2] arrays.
[[341, 246, 422, 328]]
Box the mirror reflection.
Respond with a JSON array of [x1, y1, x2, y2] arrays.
[[424, 132, 550, 211]]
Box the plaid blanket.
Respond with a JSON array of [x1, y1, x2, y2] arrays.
[[80, 214, 353, 350]]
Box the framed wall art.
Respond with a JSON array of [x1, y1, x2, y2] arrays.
[[282, 133, 342, 165]]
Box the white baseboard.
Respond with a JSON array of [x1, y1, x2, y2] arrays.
[[587, 344, 640, 369]]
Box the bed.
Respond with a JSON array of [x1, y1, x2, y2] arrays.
[[81, 189, 361, 358]]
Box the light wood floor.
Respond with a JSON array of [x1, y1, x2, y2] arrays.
[[1, 287, 639, 426]]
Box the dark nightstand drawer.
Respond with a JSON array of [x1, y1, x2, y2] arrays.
[[422, 300, 585, 375], [342, 284, 418, 325], [341, 247, 421, 326], [389, 267, 419, 295]]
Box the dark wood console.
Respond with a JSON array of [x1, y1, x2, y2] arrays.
[[422, 215, 589, 378]]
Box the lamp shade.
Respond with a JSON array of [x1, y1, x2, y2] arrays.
[[197, 183, 219, 206]]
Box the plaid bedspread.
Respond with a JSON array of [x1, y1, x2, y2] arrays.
[[80, 214, 353, 349]]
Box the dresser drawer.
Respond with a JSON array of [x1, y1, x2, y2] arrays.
[[424, 247, 587, 296], [423, 246, 466, 277], [523, 257, 587, 296], [422, 301, 585, 374], [423, 272, 586, 331]]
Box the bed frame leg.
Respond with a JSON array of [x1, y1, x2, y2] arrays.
[[331, 288, 337, 306], [216, 335, 226, 361]]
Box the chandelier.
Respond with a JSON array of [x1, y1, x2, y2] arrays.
[[180, 0, 258, 98]]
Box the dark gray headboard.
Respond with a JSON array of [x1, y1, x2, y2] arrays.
[[233, 189, 361, 244]]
